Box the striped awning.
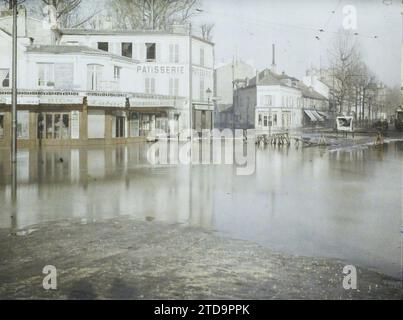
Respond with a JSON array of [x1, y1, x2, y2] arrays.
[[304, 110, 325, 122]]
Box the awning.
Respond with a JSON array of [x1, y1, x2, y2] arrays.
[[304, 110, 317, 122], [304, 110, 325, 122], [311, 110, 325, 121]]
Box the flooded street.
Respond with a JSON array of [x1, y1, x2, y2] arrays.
[[0, 141, 401, 279]]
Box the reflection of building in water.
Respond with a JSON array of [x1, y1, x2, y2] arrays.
[[0, 6, 214, 148], [0, 146, 214, 229]]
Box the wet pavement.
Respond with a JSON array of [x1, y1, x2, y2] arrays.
[[0, 136, 402, 298]]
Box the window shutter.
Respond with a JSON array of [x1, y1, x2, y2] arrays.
[[169, 78, 173, 96], [169, 44, 173, 63], [145, 78, 150, 93], [175, 44, 179, 63]]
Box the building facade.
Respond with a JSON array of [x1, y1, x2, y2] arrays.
[[233, 68, 329, 133], [0, 7, 214, 148]]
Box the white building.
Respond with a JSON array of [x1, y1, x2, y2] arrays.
[[0, 7, 214, 148], [233, 68, 329, 133]]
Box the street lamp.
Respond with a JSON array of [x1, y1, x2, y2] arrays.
[[206, 88, 212, 130], [11, 0, 17, 164]]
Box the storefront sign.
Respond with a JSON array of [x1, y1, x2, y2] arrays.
[[136, 65, 185, 74], [40, 96, 82, 105], [129, 98, 175, 107], [71, 111, 80, 139], [4, 96, 40, 105], [87, 96, 126, 108]]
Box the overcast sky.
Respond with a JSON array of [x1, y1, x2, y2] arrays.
[[193, 0, 402, 87]]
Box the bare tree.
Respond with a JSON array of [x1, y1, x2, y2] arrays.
[[200, 22, 214, 41], [109, 0, 200, 30], [328, 31, 360, 114]]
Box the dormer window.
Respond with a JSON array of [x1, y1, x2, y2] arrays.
[[146, 43, 156, 62], [37, 63, 55, 87], [0, 69, 9, 87], [122, 42, 132, 58], [97, 42, 109, 52]]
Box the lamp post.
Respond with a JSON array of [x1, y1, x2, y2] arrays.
[[206, 88, 212, 130], [11, 0, 17, 164]]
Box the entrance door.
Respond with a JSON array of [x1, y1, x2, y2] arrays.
[[116, 116, 125, 138]]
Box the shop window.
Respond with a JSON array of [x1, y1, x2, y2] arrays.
[[98, 42, 109, 52], [146, 43, 156, 62], [116, 116, 125, 138], [0, 114, 4, 138], [38, 63, 55, 87], [17, 111, 29, 139], [122, 42, 132, 58], [38, 113, 71, 140], [129, 112, 139, 137], [0, 69, 9, 87]]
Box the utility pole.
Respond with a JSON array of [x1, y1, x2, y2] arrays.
[[11, 0, 18, 164], [188, 22, 193, 135]]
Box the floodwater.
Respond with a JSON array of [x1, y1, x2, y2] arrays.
[[0, 140, 402, 278]]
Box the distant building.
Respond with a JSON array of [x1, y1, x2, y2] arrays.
[[213, 59, 255, 128], [233, 68, 329, 133], [0, 7, 214, 148]]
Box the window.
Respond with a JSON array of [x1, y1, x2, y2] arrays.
[[0, 69, 9, 87], [87, 64, 103, 91], [37, 113, 70, 140], [200, 78, 205, 101], [114, 66, 121, 80], [129, 112, 139, 137], [169, 44, 179, 63], [38, 63, 54, 87], [263, 116, 268, 127], [258, 114, 262, 126], [0, 113, 4, 138], [98, 42, 109, 52], [17, 111, 29, 139], [273, 114, 278, 126], [200, 47, 205, 66], [169, 78, 179, 96], [145, 78, 155, 94], [146, 43, 156, 61], [262, 95, 272, 106], [115, 116, 125, 138], [121, 42, 132, 58]]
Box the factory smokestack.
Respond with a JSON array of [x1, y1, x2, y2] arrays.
[[271, 44, 276, 73]]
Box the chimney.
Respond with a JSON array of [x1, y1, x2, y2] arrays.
[[271, 44, 276, 73]]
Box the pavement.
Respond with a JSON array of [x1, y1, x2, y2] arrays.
[[0, 217, 401, 300]]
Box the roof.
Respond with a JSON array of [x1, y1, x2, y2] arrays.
[[58, 28, 214, 46], [297, 82, 327, 100], [26, 45, 138, 63], [237, 68, 328, 100]]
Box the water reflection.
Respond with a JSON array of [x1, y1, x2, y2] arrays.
[[0, 141, 401, 278]]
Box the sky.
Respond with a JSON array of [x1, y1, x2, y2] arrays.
[[193, 0, 402, 87]]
